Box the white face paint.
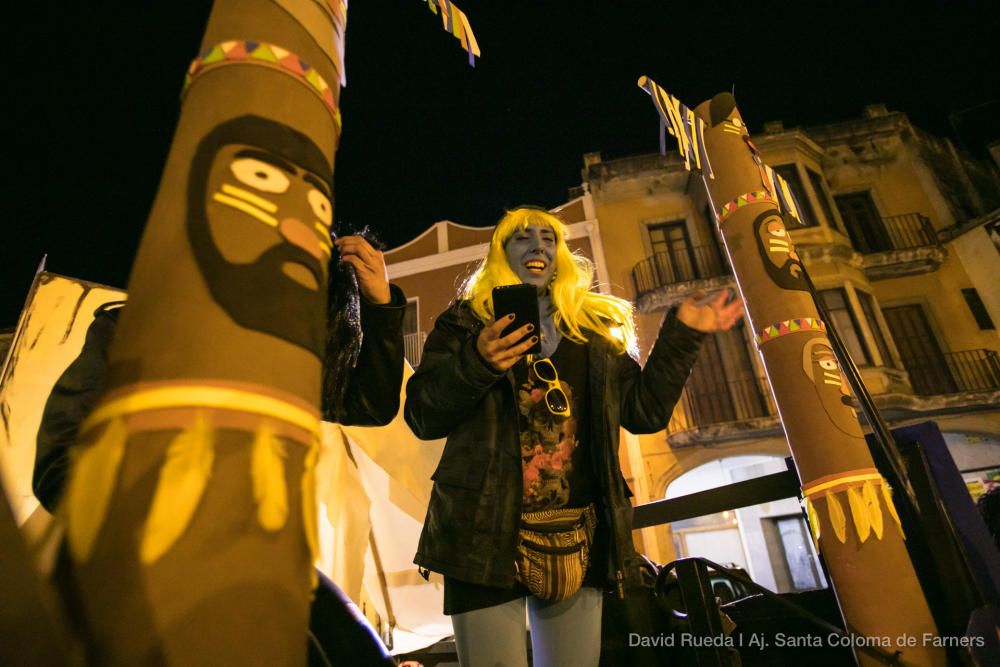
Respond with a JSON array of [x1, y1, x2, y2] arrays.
[[504, 224, 557, 289]]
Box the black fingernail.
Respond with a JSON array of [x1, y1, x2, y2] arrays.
[[508, 314, 516, 320], [531, 336, 539, 343], [527, 324, 535, 331]]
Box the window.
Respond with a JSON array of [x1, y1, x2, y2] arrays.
[[962, 289, 996, 330], [881, 304, 957, 395], [647, 220, 699, 283], [703, 204, 730, 271], [403, 299, 419, 336], [834, 192, 892, 253], [773, 164, 817, 227], [819, 288, 871, 366], [403, 299, 423, 367], [855, 290, 894, 367], [765, 516, 824, 591], [806, 168, 838, 230]]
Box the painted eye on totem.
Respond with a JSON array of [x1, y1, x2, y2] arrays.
[[766, 221, 787, 237], [819, 358, 838, 371], [308, 189, 332, 227], [230, 158, 291, 194]]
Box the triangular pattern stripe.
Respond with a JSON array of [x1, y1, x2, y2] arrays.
[[182, 40, 342, 135]]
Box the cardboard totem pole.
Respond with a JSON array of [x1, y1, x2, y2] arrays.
[[54, 1, 475, 665], [638, 78, 946, 666], [59, 1, 348, 663]]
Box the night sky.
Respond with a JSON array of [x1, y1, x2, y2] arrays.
[[4, 0, 998, 325]]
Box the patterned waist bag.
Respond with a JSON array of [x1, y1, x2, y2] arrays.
[[515, 503, 597, 602]]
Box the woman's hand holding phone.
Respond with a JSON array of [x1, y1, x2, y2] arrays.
[[476, 314, 538, 372]]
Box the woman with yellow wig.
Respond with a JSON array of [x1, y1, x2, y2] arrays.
[[405, 207, 743, 666]]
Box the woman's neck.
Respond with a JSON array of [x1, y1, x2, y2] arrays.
[[538, 294, 561, 358]]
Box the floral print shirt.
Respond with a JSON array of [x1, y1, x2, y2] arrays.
[[514, 337, 597, 511]]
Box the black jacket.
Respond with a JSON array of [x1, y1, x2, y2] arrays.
[[405, 301, 704, 593], [33, 286, 407, 513]]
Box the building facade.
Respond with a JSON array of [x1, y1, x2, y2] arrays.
[[583, 103, 1000, 592], [384, 103, 1000, 594]]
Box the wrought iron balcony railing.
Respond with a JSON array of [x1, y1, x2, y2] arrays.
[[668, 376, 777, 435], [403, 332, 427, 368], [631, 245, 730, 301], [863, 212, 938, 253], [906, 348, 1000, 396]]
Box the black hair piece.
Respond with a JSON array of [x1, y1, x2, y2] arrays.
[[320, 223, 382, 421]]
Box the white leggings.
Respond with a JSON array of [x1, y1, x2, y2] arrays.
[[450, 587, 603, 667]]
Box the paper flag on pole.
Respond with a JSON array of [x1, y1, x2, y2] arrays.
[[763, 164, 805, 226], [637, 75, 714, 179], [424, 0, 481, 65]]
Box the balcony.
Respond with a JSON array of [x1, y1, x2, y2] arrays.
[[908, 349, 1000, 397], [667, 377, 781, 447], [631, 245, 733, 313], [857, 212, 947, 280], [403, 332, 427, 368], [855, 349, 1000, 420]]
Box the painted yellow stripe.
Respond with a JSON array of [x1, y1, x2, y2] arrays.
[[804, 472, 883, 497], [221, 184, 278, 213], [213, 193, 279, 227], [81, 385, 320, 437], [314, 221, 330, 236]]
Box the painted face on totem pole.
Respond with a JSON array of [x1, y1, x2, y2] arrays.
[[802, 338, 858, 437], [187, 115, 334, 356], [505, 224, 557, 289], [754, 210, 807, 292], [721, 116, 748, 138]]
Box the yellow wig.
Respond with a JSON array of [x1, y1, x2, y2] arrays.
[[460, 207, 637, 355]]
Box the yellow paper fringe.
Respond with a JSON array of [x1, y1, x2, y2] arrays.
[[140, 415, 214, 564], [863, 480, 884, 540], [881, 483, 904, 539], [302, 435, 320, 588], [65, 417, 127, 562], [808, 480, 901, 548], [805, 499, 821, 550], [251, 423, 288, 532], [826, 491, 848, 544], [846, 485, 871, 543]]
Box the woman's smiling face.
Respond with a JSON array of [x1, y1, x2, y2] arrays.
[[504, 224, 557, 288]]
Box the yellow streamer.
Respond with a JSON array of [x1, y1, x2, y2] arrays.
[[251, 423, 289, 532], [140, 415, 214, 564], [864, 480, 884, 540], [826, 491, 848, 544], [846, 486, 871, 543], [65, 418, 127, 562], [882, 483, 904, 539], [805, 499, 821, 550], [302, 436, 320, 588]]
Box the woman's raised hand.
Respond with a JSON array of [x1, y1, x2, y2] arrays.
[[476, 315, 538, 372], [677, 289, 745, 333]]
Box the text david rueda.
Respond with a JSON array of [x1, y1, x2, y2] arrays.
[[629, 633, 986, 650]]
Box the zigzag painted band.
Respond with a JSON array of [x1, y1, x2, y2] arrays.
[[755, 317, 825, 345], [80, 380, 322, 442], [716, 190, 775, 224], [183, 40, 342, 134]]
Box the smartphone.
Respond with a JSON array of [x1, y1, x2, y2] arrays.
[[492, 284, 542, 355]]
